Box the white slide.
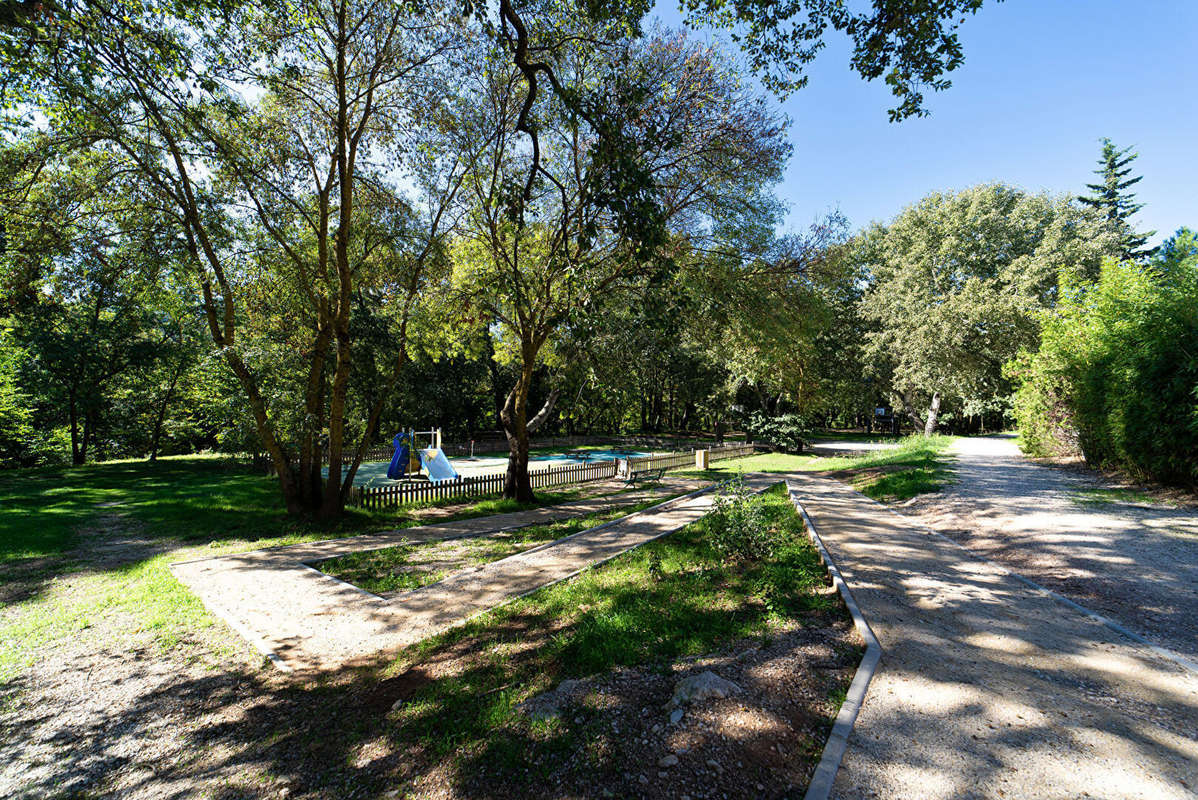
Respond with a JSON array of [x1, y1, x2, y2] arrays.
[[419, 447, 460, 483]]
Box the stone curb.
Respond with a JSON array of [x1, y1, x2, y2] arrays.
[[785, 482, 883, 800]]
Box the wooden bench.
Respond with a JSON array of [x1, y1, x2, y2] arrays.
[[623, 466, 667, 486]]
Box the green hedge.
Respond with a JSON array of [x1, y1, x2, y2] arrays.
[[1010, 230, 1198, 486]]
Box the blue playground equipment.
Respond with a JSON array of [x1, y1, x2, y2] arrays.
[[385, 432, 412, 480], [387, 427, 460, 484]]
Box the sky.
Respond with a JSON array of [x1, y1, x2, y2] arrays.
[[649, 0, 1198, 244]]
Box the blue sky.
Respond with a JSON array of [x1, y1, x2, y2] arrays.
[[650, 0, 1197, 244]]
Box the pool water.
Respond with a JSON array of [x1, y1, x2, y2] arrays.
[[533, 448, 650, 463]]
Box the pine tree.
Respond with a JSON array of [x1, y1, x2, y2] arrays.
[[1078, 138, 1157, 261]]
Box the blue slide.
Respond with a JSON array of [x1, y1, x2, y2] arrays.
[[386, 433, 410, 480], [419, 447, 460, 483]]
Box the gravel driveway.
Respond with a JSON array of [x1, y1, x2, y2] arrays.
[[903, 434, 1198, 663], [789, 472, 1198, 800]]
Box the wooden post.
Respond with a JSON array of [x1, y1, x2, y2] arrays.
[[695, 449, 709, 470]]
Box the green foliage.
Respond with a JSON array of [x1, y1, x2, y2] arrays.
[[747, 412, 809, 453], [856, 183, 1119, 431], [1011, 229, 1198, 486], [706, 476, 780, 560], [0, 327, 38, 465], [1077, 138, 1156, 262], [682, 0, 993, 121]]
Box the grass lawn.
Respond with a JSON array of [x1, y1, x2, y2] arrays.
[[316, 490, 687, 595], [1070, 487, 1189, 508], [1, 454, 858, 799], [368, 484, 858, 798], [676, 434, 956, 502], [0, 456, 591, 682]]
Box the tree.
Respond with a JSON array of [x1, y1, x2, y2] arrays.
[[5, 0, 464, 516], [857, 184, 1119, 435], [1078, 138, 1157, 262], [683, 0, 995, 121], [1010, 229, 1198, 485], [451, 27, 789, 500]]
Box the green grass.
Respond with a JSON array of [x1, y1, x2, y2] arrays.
[[1071, 487, 1185, 508], [673, 434, 955, 502], [317, 493, 683, 595], [384, 484, 850, 786], [804, 430, 899, 443], [0, 456, 605, 682]]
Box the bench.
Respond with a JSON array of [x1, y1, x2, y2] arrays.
[[623, 466, 667, 486]]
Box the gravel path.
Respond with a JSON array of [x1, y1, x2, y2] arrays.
[[172, 478, 748, 671], [789, 472, 1198, 800], [903, 435, 1198, 663]]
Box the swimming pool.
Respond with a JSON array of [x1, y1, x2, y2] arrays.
[[339, 447, 655, 487]]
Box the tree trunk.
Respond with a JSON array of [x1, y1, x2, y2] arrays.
[[149, 364, 183, 462], [900, 391, 925, 432], [923, 392, 942, 436], [500, 353, 559, 502], [69, 389, 82, 466]]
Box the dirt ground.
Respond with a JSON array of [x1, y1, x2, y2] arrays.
[[899, 435, 1198, 663], [1, 480, 859, 800]]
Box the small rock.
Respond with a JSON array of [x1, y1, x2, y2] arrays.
[[659, 754, 679, 768], [670, 670, 742, 707], [390, 699, 404, 713], [652, 723, 663, 733], [638, 775, 649, 785], [669, 708, 684, 725], [517, 678, 589, 721], [756, 784, 764, 791], [658, 771, 669, 779]]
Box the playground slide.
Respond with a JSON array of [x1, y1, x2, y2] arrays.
[[419, 447, 460, 483], [386, 433, 410, 480]]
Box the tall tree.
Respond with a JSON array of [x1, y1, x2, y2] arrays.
[[857, 183, 1119, 435], [1078, 138, 1156, 262], [452, 28, 789, 500], [684, 0, 995, 121], [4, 0, 464, 516]]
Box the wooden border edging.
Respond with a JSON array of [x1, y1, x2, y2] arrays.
[[786, 482, 882, 800]]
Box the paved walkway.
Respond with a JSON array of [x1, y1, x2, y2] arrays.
[[787, 472, 1198, 800], [906, 434, 1198, 663], [171, 478, 754, 672]]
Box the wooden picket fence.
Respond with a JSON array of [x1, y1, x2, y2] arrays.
[[624, 442, 758, 475], [332, 434, 748, 465], [350, 459, 619, 510], [709, 443, 757, 463]]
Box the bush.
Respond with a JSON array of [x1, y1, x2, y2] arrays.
[[747, 412, 808, 453], [1009, 230, 1198, 486], [705, 476, 780, 560]]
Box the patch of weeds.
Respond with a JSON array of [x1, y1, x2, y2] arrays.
[[316, 492, 687, 595], [385, 484, 845, 789], [1070, 487, 1185, 508], [707, 475, 780, 560]]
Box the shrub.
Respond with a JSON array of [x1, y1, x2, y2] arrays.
[[1009, 229, 1198, 485], [705, 475, 779, 560], [747, 412, 808, 453]]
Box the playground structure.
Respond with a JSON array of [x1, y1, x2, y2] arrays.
[[386, 427, 461, 484]]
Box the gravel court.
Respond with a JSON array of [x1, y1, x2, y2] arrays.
[[904, 434, 1198, 664], [171, 477, 762, 672], [785, 472, 1198, 800]]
